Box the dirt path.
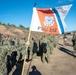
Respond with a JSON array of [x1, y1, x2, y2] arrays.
[[9, 38, 76, 75], [24, 38, 76, 75]]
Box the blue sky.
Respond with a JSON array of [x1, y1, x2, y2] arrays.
[[0, 0, 76, 32]]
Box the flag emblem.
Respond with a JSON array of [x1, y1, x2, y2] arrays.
[[44, 16, 54, 26]]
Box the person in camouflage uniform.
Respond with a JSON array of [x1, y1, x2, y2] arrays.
[[0, 34, 3, 46], [37, 35, 42, 55], [39, 35, 44, 58], [26, 37, 34, 60], [0, 45, 4, 75], [53, 35, 59, 48], [41, 35, 51, 63], [32, 37, 38, 60], [19, 37, 26, 60], [0, 38, 8, 75], [3, 35, 13, 74], [72, 32, 76, 55], [13, 37, 20, 61], [47, 34, 54, 54]]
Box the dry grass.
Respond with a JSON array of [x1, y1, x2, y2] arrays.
[[0, 25, 27, 36]]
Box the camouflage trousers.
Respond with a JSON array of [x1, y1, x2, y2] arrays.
[[0, 62, 7, 75], [42, 49, 50, 63], [33, 52, 37, 59], [29, 50, 33, 60]]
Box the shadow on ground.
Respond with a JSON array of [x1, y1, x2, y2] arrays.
[[29, 65, 42, 75], [12, 61, 23, 75], [59, 47, 76, 58]]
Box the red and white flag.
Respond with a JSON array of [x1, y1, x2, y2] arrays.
[[30, 4, 72, 34]]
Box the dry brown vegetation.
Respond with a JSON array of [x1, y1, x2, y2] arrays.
[[0, 24, 29, 36]]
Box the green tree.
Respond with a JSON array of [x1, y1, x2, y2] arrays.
[[11, 24, 16, 27], [7, 23, 10, 26], [7, 23, 16, 27], [2, 23, 6, 26], [26, 27, 29, 30], [19, 24, 25, 28], [0, 22, 2, 25]]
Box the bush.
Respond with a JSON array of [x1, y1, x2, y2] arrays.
[[19, 24, 25, 29]]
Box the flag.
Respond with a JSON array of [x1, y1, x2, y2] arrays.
[[30, 4, 72, 34]]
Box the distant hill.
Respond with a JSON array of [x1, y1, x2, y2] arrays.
[[0, 24, 45, 38], [0, 24, 75, 38], [66, 30, 76, 34], [0, 24, 29, 37]]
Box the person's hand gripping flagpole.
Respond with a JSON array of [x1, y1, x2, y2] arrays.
[[21, 30, 31, 75]]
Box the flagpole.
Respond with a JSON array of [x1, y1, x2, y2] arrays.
[[21, 3, 37, 75], [21, 30, 31, 75]]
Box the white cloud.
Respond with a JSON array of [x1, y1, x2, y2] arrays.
[[68, 0, 74, 2], [58, 0, 74, 4], [58, 0, 66, 4]]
